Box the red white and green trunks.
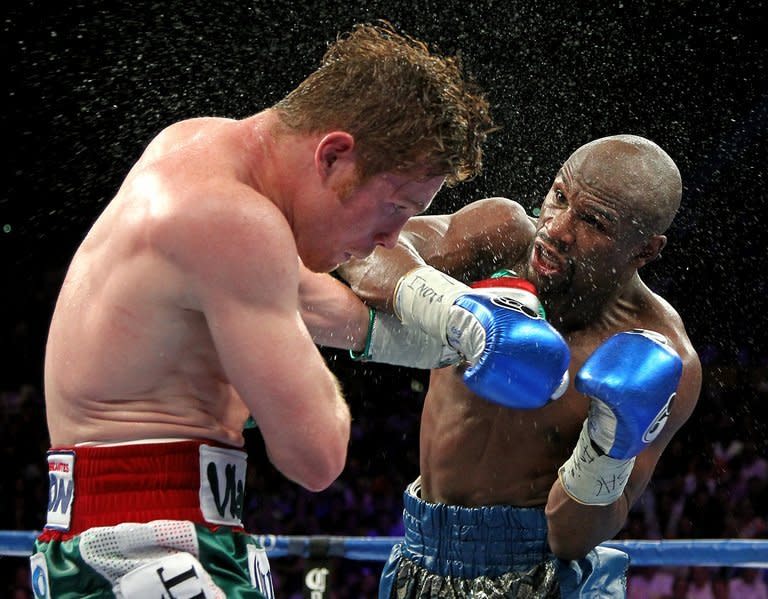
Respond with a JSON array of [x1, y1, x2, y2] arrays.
[[30, 439, 273, 598]]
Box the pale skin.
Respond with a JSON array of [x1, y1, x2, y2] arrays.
[[339, 136, 702, 559], [43, 109, 444, 492]]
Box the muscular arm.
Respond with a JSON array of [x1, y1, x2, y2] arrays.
[[338, 197, 534, 308], [545, 338, 702, 560], [298, 263, 370, 351], [165, 187, 350, 491]]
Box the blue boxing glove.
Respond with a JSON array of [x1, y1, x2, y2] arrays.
[[394, 266, 570, 408], [456, 275, 570, 408], [559, 329, 683, 505], [578, 329, 682, 459]]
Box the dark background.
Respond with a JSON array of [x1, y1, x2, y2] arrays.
[[3, 0, 767, 388], [2, 0, 767, 594]]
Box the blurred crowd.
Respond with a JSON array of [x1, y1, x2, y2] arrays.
[[1, 345, 767, 597]]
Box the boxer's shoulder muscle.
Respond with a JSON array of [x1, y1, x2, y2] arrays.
[[626, 282, 701, 396], [149, 182, 299, 310], [570, 284, 701, 458], [139, 117, 235, 164]]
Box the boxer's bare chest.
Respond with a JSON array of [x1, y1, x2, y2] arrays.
[[418, 327, 610, 507]]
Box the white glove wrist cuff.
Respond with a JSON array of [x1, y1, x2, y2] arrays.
[[558, 420, 635, 506], [361, 310, 461, 369], [393, 265, 471, 344]]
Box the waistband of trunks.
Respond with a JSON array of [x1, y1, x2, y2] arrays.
[[400, 478, 552, 576], [39, 440, 247, 542]]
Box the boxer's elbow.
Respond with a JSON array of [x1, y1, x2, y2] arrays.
[[303, 434, 349, 491], [545, 487, 598, 561], [268, 440, 347, 492], [294, 412, 351, 491], [318, 402, 352, 486], [294, 467, 339, 493], [546, 524, 592, 561]]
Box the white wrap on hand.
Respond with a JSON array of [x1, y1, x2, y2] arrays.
[[394, 265, 471, 343], [394, 264, 493, 363], [351, 308, 461, 369], [370, 311, 461, 369], [558, 420, 636, 506]]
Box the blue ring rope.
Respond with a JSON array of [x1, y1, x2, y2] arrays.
[[2, 531, 766, 567]]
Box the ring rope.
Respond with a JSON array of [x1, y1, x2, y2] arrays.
[[1, 531, 766, 567]]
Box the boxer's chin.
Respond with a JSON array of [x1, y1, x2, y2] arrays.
[[303, 255, 338, 273]]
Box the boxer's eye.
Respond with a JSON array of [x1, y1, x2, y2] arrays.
[[582, 213, 605, 229], [582, 213, 599, 226], [581, 212, 609, 233]]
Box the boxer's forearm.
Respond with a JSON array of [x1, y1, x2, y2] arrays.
[[299, 268, 370, 351], [337, 240, 426, 312], [546, 331, 685, 558], [544, 480, 630, 560], [341, 199, 536, 312]]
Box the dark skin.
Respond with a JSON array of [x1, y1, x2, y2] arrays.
[[339, 136, 702, 560]]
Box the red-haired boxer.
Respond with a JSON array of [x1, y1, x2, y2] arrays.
[[29, 22, 495, 599]]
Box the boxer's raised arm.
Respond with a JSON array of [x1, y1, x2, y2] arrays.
[[338, 197, 534, 310], [298, 263, 370, 351], [164, 191, 350, 492], [545, 329, 701, 559]]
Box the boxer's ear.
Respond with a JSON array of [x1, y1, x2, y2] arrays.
[[633, 234, 666, 267], [315, 132, 355, 180]]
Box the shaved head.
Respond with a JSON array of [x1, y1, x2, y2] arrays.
[[565, 134, 682, 235]]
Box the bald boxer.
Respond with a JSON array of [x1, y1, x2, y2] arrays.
[[29, 23, 494, 599], [338, 135, 702, 598]]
